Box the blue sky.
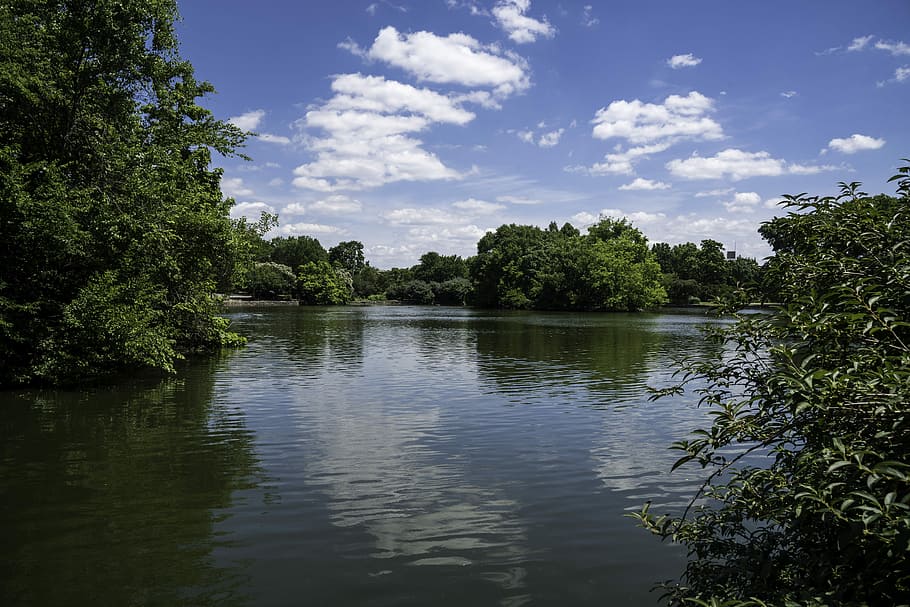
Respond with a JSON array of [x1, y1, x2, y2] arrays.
[[177, 0, 909, 268]]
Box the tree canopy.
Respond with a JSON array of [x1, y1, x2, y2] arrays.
[[0, 0, 245, 384], [471, 218, 666, 311], [637, 167, 910, 606]]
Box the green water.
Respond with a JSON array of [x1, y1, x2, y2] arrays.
[[0, 305, 722, 606]]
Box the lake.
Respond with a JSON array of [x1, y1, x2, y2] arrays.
[[0, 305, 724, 606]]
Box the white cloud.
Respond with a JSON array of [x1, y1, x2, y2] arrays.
[[293, 74, 472, 191], [309, 195, 363, 215], [359, 26, 530, 98], [230, 201, 275, 220], [581, 5, 599, 27], [667, 53, 702, 69], [722, 191, 761, 213], [667, 149, 812, 180], [517, 129, 535, 143], [538, 128, 564, 147], [281, 202, 307, 215], [618, 178, 671, 191], [366, 3, 378, 15], [268, 178, 285, 187], [875, 39, 910, 56], [452, 198, 505, 213], [780, 90, 798, 98], [591, 91, 723, 146], [221, 176, 254, 198], [896, 66, 910, 82], [585, 142, 672, 176], [492, 0, 556, 44], [276, 222, 345, 236], [229, 109, 265, 131], [788, 163, 840, 175], [847, 35, 875, 51], [695, 187, 733, 198], [327, 73, 476, 124], [827, 133, 886, 154], [383, 207, 461, 226]]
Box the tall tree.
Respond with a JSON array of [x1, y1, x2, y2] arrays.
[[0, 0, 245, 384], [328, 240, 366, 275]]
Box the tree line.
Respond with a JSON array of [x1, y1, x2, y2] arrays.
[[239, 218, 764, 310]]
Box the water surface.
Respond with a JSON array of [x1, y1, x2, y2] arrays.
[[0, 306, 721, 606]]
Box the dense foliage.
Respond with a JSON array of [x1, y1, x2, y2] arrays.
[[0, 0, 246, 385], [296, 261, 352, 305], [652, 240, 761, 305], [471, 218, 666, 311], [637, 168, 910, 606]]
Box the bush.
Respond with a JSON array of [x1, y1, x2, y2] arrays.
[[636, 168, 910, 606]]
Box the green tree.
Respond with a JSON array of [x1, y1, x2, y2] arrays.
[[296, 261, 351, 305], [0, 0, 245, 385], [243, 262, 295, 300], [328, 240, 366, 275], [412, 251, 468, 284], [636, 170, 910, 606], [269, 235, 328, 270]]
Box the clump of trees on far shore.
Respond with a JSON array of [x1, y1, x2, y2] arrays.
[[236, 218, 763, 311]]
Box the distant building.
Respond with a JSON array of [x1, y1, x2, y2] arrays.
[[726, 250, 737, 260]]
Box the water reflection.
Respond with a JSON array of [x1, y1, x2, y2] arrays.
[[0, 356, 260, 607]]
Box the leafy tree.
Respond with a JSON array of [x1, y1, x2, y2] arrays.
[[296, 261, 351, 305], [328, 240, 366, 275], [470, 218, 666, 311], [636, 170, 910, 606], [269, 235, 328, 270], [243, 262, 295, 300], [412, 251, 468, 284], [0, 0, 245, 385], [352, 264, 387, 298]]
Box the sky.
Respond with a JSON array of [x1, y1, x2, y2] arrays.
[[176, 0, 909, 268]]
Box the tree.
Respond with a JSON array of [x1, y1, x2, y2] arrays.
[[0, 0, 245, 385], [636, 169, 910, 606], [296, 261, 351, 305], [243, 262, 295, 300], [269, 235, 328, 271], [412, 251, 468, 284], [328, 240, 366, 275]]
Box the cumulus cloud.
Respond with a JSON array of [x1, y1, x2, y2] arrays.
[[293, 74, 475, 191], [722, 191, 761, 213], [591, 91, 722, 147], [276, 222, 345, 236], [221, 176, 254, 198], [538, 128, 565, 147], [667, 53, 702, 69], [667, 149, 835, 180], [618, 178, 671, 191], [309, 195, 363, 214], [492, 0, 556, 44], [351, 26, 531, 98], [827, 133, 886, 154], [229, 109, 265, 131], [896, 66, 910, 82], [452, 198, 505, 214], [383, 207, 462, 226], [780, 90, 798, 98], [581, 142, 671, 176], [281, 202, 307, 215]]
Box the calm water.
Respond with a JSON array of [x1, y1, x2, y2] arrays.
[[0, 306, 723, 606]]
